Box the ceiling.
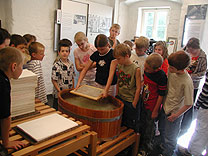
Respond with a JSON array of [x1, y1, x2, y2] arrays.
[[124, 0, 183, 5]]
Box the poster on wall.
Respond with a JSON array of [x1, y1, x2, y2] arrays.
[[87, 2, 113, 44], [187, 4, 208, 20]]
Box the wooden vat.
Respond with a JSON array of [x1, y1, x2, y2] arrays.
[[58, 89, 124, 140]]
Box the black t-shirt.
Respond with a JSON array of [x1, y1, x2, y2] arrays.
[[90, 49, 117, 85], [0, 70, 11, 119]]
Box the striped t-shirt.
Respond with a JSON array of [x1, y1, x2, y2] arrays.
[[27, 60, 48, 104]]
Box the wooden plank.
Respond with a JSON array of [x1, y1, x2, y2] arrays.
[[88, 131, 97, 156], [132, 133, 140, 156]]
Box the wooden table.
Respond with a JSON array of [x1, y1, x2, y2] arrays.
[[8, 102, 97, 156]]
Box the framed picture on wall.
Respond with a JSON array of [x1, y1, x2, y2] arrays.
[[167, 37, 178, 55]]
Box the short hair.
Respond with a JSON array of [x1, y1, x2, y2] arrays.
[[23, 34, 36, 43], [113, 43, 131, 58], [58, 39, 72, 51], [123, 40, 134, 49], [145, 53, 163, 70], [94, 34, 109, 48], [0, 47, 23, 72], [154, 41, 168, 59], [28, 42, 45, 56], [110, 24, 121, 31], [10, 34, 26, 47], [74, 32, 87, 43], [168, 50, 190, 70], [135, 36, 149, 49], [0, 28, 11, 45], [186, 37, 200, 49]]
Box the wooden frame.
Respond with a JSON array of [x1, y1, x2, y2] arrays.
[[70, 85, 103, 100], [167, 37, 178, 55]]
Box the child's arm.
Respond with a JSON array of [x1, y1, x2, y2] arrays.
[[102, 59, 118, 97], [51, 79, 60, 92], [132, 68, 141, 108], [152, 95, 164, 119], [74, 57, 84, 72], [168, 105, 192, 122], [76, 60, 93, 89], [112, 38, 117, 49], [1, 117, 25, 150]]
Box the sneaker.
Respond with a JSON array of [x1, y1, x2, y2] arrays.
[[177, 145, 192, 156], [138, 150, 147, 156]]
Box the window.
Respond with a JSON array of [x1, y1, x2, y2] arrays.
[[139, 8, 169, 41]]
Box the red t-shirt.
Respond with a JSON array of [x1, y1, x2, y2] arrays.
[[160, 58, 169, 75]]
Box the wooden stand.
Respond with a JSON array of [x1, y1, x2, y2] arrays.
[[8, 102, 97, 156]]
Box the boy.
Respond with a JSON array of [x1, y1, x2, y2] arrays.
[[130, 36, 149, 80], [139, 53, 167, 155], [10, 34, 31, 67], [161, 51, 193, 156], [187, 70, 208, 156], [103, 43, 141, 132], [108, 24, 121, 49], [0, 47, 25, 150], [51, 39, 75, 110], [27, 42, 48, 104], [0, 28, 10, 49]]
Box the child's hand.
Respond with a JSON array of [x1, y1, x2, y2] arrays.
[[102, 90, 108, 98], [151, 111, 158, 119], [167, 113, 178, 122], [4, 140, 26, 150], [132, 102, 137, 109]]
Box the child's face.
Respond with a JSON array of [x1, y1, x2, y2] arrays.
[[0, 39, 10, 49], [16, 44, 27, 54], [187, 47, 199, 56], [97, 45, 110, 55], [109, 28, 120, 39], [144, 62, 155, 73], [76, 40, 87, 51], [116, 55, 128, 65], [33, 49, 45, 61], [58, 46, 70, 61], [12, 62, 23, 79], [154, 45, 163, 56], [136, 47, 146, 56]]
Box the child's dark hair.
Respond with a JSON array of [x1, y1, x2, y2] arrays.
[[114, 43, 131, 58], [58, 39, 72, 51], [94, 34, 109, 48], [23, 34, 36, 43], [186, 37, 200, 49], [123, 40, 134, 49], [168, 50, 190, 70], [10, 34, 26, 47], [0, 28, 10, 45]]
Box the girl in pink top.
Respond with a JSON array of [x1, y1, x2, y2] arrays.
[[74, 32, 96, 86]]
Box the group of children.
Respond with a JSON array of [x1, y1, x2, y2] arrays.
[[0, 23, 207, 156]]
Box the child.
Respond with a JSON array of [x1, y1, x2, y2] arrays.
[[130, 36, 149, 80], [180, 37, 207, 136], [108, 24, 121, 49], [161, 51, 193, 156], [102, 43, 141, 132], [187, 70, 208, 156], [139, 53, 167, 155], [23, 34, 36, 48], [27, 42, 48, 104], [0, 47, 25, 150], [51, 39, 75, 110], [76, 34, 117, 96], [74, 32, 96, 86], [154, 41, 169, 75], [123, 40, 134, 51], [0, 28, 10, 49], [10, 34, 31, 67]]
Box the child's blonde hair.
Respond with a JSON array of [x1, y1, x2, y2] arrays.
[[168, 50, 190, 70], [154, 41, 168, 59], [113, 43, 131, 58], [145, 53, 163, 70], [74, 32, 88, 43], [110, 24, 121, 31], [29, 42, 45, 56], [0, 47, 23, 72], [135, 36, 149, 50]]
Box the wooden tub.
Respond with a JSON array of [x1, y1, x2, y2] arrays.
[[58, 89, 124, 140]]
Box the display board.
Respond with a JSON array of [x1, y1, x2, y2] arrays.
[[60, 0, 89, 43]]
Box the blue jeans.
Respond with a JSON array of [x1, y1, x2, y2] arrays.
[[162, 114, 183, 156]]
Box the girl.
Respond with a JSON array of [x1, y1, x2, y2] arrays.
[[74, 32, 96, 86], [76, 34, 117, 96], [154, 41, 169, 75]]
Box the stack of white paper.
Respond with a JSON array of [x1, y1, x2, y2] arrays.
[[16, 113, 78, 143], [11, 69, 37, 117]]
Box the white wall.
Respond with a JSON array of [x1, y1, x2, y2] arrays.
[[117, 0, 182, 42]]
